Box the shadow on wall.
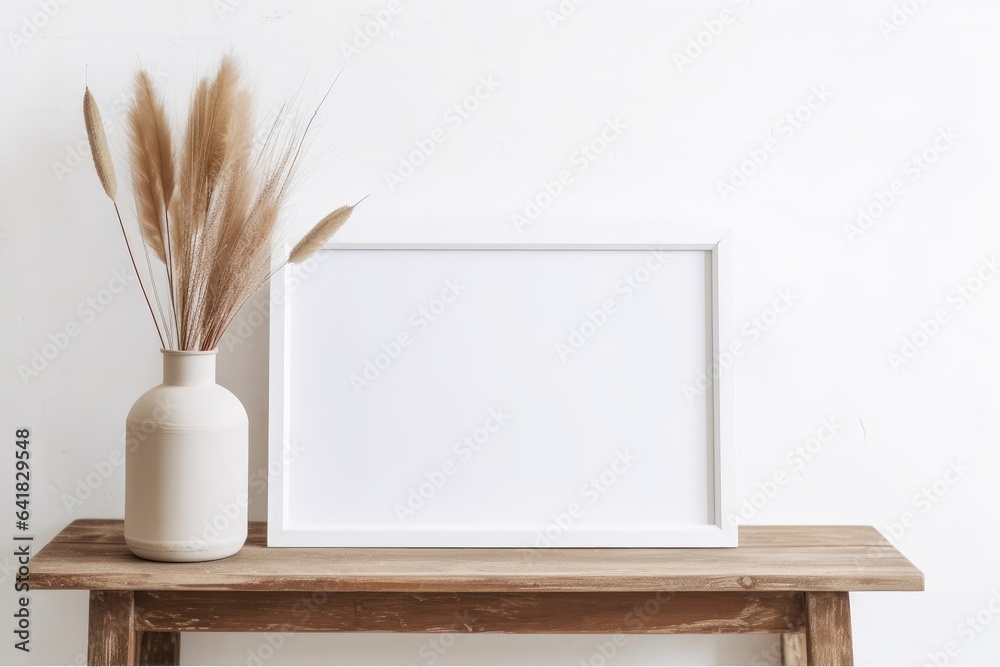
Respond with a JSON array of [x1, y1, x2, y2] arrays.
[[217, 289, 272, 524]]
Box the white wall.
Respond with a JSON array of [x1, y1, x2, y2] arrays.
[[2, 0, 999, 664]]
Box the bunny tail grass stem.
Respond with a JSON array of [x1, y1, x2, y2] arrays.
[[138, 227, 173, 349], [213, 196, 356, 348], [113, 202, 166, 349], [287, 202, 358, 266], [83, 88, 117, 200], [163, 209, 180, 346], [270, 194, 368, 281], [223, 193, 369, 335]]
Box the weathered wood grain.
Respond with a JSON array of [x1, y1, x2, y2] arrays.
[[33, 522, 924, 594], [805, 592, 854, 665], [134, 591, 357, 633], [738, 526, 889, 548], [49, 523, 900, 665], [132, 591, 805, 634], [88, 591, 137, 666], [51, 520, 265, 545], [136, 632, 179, 666], [48, 520, 888, 548], [781, 631, 808, 665]]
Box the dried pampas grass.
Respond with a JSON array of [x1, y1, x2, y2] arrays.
[[83, 56, 360, 351], [128, 71, 174, 264]]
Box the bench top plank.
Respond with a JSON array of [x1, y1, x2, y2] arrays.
[[32, 520, 923, 593]]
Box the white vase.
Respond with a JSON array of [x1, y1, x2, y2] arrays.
[[124, 350, 248, 562]]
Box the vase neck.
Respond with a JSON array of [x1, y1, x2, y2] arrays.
[[162, 351, 217, 386]]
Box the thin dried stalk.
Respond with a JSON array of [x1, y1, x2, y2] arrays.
[[84, 88, 166, 349]]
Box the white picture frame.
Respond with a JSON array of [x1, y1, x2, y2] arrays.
[[268, 227, 735, 548]]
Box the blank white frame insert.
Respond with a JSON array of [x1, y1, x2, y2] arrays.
[[268, 228, 735, 547]]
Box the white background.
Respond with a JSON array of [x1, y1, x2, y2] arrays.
[[0, 0, 998, 665]]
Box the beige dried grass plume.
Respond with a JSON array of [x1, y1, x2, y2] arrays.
[[288, 203, 357, 265], [84, 56, 360, 351], [83, 88, 117, 200], [128, 71, 175, 263]]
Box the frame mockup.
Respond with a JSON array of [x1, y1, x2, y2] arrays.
[[268, 227, 735, 547]]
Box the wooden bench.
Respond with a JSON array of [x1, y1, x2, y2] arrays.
[[33, 520, 923, 666]]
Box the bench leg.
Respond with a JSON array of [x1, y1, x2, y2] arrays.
[[781, 631, 807, 665], [88, 591, 138, 666], [804, 592, 854, 666], [137, 632, 180, 666]]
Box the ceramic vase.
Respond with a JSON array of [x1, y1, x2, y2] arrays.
[[124, 350, 248, 562]]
